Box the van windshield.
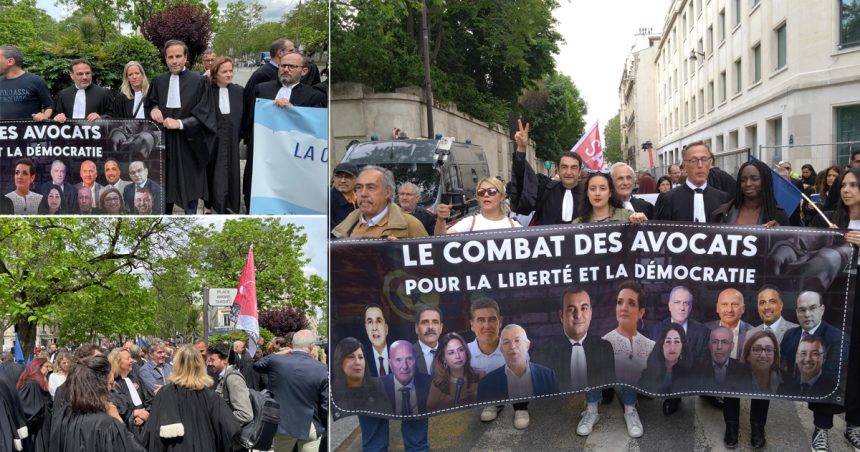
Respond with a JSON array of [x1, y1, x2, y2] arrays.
[[381, 163, 439, 207]]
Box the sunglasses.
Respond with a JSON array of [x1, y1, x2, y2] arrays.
[[477, 188, 500, 197]]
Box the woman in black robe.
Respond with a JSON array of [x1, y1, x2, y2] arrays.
[[145, 345, 239, 452], [115, 61, 152, 120], [50, 355, 143, 451], [0, 374, 28, 452], [205, 57, 243, 214], [15, 358, 52, 452], [109, 348, 153, 446]]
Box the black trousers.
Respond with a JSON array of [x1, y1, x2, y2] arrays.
[[724, 397, 769, 425]]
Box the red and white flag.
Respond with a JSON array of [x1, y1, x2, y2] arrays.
[[570, 122, 605, 170], [231, 245, 260, 356]]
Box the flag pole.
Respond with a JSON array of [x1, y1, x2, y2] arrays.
[[801, 192, 835, 228]]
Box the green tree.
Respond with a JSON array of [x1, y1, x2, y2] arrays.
[[0, 218, 193, 359], [0, 0, 57, 46], [246, 21, 288, 56], [283, 0, 328, 55], [520, 72, 587, 163], [212, 1, 263, 57], [603, 113, 622, 164]]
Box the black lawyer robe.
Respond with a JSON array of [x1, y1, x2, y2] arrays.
[[207, 83, 244, 214], [49, 408, 144, 452], [54, 84, 114, 119], [0, 376, 27, 452], [17, 380, 51, 452], [509, 151, 581, 225], [144, 384, 239, 452], [112, 373, 154, 446], [239, 64, 278, 210], [148, 70, 217, 207], [114, 89, 153, 119], [654, 184, 730, 222]]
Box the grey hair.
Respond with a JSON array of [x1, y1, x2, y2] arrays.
[[292, 330, 315, 350], [399, 181, 422, 196], [0, 46, 24, 67], [610, 162, 635, 179], [500, 324, 530, 344], [668, 285, 694, 305], [360, 165, 396, 197]]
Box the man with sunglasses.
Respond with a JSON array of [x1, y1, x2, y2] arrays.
[[655, 141, 730, 222], [509, 120, 584, 225]]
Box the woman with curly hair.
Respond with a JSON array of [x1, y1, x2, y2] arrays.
[[16, 358, 53, 451]]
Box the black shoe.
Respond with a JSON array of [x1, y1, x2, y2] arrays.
[[724, 422, 739, 449], [703, 395, 725, 409], [750, 423, 766, 451], [662, 398, 680, 416], [601, 388, 615, 405]]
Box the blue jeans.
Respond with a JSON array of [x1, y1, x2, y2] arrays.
[[585, 389, 602, 404], [358, 415, 429, 452], [621, 387, 638, 406]]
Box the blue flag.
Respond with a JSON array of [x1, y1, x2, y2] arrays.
[[13, 334, 24, 363], [750, 156, 804, 215]]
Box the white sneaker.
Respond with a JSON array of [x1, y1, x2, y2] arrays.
[[576, 410, 600, 436], [513, 410, 530, 430], [624, 408, 643, 438], [480, 406, 502, 422]]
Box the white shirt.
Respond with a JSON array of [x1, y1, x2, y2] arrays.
[[48, 372, 66, 397], [371, 346, 389, 376], [685, 180, 709, 222], [123, 377, 143, 406], [505, 364, 534, 399], [393, 378, 418, 415], [218, 87, 230, 114], [568, 333, 588, 390], [166, 71, 183, 108], [5, 192, 42, 214], [73, 88, 86, 118], [276, 82, 299, 101], [720, 321, 741, 359], [417, 341, 436, 374], [133, 91, 145, 119], [602, 330, 655, 384], [467, 339, 504, 373], [361, 206, 389, 227], [448, 214, 521, 233]]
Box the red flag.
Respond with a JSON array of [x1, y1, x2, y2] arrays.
[[231, 245, 260, 356], [570, 122, 605, 170]]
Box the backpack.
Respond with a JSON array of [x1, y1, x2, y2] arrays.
[[222, 370, 281, 450]]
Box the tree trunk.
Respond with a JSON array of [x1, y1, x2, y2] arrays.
[[15, 318, 37, 361]]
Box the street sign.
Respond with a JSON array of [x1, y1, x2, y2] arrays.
[[206, 288, 237, 307]]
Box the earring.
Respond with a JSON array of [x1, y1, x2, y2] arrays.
[[638, 317, 645, 331]]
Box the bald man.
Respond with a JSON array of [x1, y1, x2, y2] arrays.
[[705, 288, 753, 360]]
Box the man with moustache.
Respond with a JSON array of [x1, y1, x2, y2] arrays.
[[74, 160, 102, 209], [53, 59, 113, 122], [331, 165, 427, 239], [75, 183, 97, 214], [39, 160, 78, 208], [102, 159, 130, 192], [123, 161, 162, 215], [330, 162, 358, 229], [780, 291, 846, 379], [398, 182, 436, 235], [148, 39, 216, 214], [412, 304, 443, 375], [782, 336, 836, 397], [532, 287, 614, 436], [752, 285, 798, 343]]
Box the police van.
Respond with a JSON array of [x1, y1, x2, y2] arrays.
[[338, 137, 490, 221]]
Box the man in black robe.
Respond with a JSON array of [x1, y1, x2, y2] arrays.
[[148, 40, 216, 214], [509, 120, 583, 225], [655, 141, 730, 222], [53, 59, 113, 122], [244, 51, 326, 211], [610, 162, 654, 219]]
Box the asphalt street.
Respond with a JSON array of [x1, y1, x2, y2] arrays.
[[332, 393, 856, 451]]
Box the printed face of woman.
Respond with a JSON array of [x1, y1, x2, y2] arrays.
[[663, 329, 682, 366], [342, 348, 366, 385], [47, 188, 61, 211], [616, 288, 644, 331], [749, 336, 775, 372], [444, 338, 466, 372]]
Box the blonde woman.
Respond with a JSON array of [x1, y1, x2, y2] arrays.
[[48, 351, 73, 397], [108, 348, 152, 444], [115, 61, 151, 119], [436, 177, 521, 234], [145, 345, 239, 452]]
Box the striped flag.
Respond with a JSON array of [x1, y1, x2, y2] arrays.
[[230, 246, 260, 356]]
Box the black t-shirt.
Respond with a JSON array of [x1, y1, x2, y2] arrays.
[[0, 72, 54, 120]]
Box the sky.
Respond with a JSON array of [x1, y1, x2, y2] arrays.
[[554, 0, 670, 138], [36, 0, 296, 24]]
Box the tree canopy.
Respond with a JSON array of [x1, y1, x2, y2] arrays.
[[603, 113, 622, 164], [519, 73, 588, 163]]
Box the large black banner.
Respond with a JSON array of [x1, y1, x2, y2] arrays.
[[0, 120, 164, 215], [331, 222, 855, 419]]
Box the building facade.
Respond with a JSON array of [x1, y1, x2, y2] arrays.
[[619, 29, 662, 172], [653, 0, 860, 177]]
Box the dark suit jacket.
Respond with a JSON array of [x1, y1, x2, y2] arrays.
[[780, 321, 848, 379], [0, 195, 12, 214], [74, 182, 102, 208], [123, 179, 163, 214], [54, 84, 114, 118], [780, 372, 838, 398], [509, 152, 581, 225], [629, 196, 654, 219], [113, 90, 152, 119], [39, 181, 78, 209], [253, 351, 328, 440], [649, 318, 712, 363], [381, 372, 431, 415], [655, 184, 730, 222], [251, 80, 327, 108], [532, 334, 614, 391], [476, 363, 560, 404], [406, 207, 437, 236], [412, 341, 435, 376], [692, 358, 751, 392], [330, 187, 355, 229], [364, 342, 389, 378]]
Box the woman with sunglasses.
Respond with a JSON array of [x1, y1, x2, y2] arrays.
[[436, 177, 521, 233]]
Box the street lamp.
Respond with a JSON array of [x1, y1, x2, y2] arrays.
[[689, 50, 706, 61]]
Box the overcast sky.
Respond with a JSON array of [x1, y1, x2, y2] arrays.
[[555, 0, 670, 139]]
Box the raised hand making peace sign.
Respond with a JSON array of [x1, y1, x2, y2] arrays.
[[514, 118, 530, 152]]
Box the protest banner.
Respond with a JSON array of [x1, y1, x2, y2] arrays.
[[331, 222, 855, 419], [250, 101, 328, 215], [0, 119, 164, 214]]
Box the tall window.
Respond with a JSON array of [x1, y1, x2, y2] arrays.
[[734, 59, 742, 93], [707, 26, 714, 53], [841, 0, 860, 47], [734, 0, 741, 27], [719, 9, 726, 41], [698, 38, 704, 62], [837, 105, 860, 164], [682, 13, 687, 39], [720, 71, 727, 102], [698, 89, 705, 116], [753, 44, 761, 83], [708, 81, 715, 109], [689, 2, 694, 28], [776, 24, 787, 69]]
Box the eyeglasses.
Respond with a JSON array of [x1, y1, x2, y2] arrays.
[[477, 188, 500, 197], [750, 346, 774, 355], [796, 304, 821, 315], [280, 64, 304, 70], [684, 157, 713, 166]]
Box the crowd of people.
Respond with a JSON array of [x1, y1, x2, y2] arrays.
[[0, 331, 328, 452], [329, 120, 860, 452], [0, 38, 326, 215]]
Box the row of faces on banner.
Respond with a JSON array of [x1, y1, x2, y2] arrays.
[[333, 282, 847, 417], [4, 158, 161, 215]]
